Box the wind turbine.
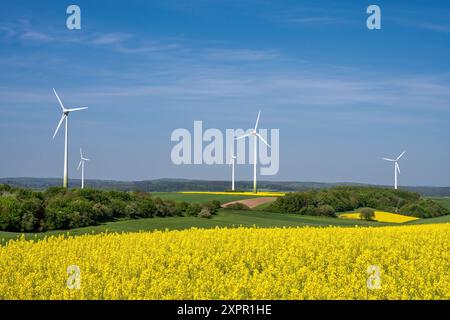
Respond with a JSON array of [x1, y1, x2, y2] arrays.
[[52, 88, 88, 188], [77, 148, 90, 189], [229, 154, 237, 191], [236, 111, 270, 193], [382, 151, 406, 190]]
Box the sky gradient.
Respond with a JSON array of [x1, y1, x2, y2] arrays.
[[1, 0, 450, 186]]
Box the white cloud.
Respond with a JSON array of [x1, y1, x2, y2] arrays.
[[90, 33, 134, 45]]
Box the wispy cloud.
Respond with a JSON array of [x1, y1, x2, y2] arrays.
[[263, 4, 354, 27], [90, 33, 133, 45], [20, 30, 53, 42], [203, 48, 280, 61], [413, 22, 450, 34], [280, 16, 345, 26], [0, 25, 17, 38], [0, 20, 180, 55]]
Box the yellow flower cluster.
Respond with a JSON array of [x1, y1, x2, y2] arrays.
[[179, 191, 286, 196], [0, 224, 448, 300], [340, 211, 419, 223]]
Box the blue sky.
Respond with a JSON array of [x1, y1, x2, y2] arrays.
[[1, 0, 450, 186]]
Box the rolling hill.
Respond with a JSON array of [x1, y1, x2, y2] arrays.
[[1, 177, 450, 196]]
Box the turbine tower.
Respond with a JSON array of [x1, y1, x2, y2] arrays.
[[52, 88, 88, 188], [77, 148, 90, 189], [229, 154, 237, 191], [236, 111, 270, 193], [382, 151, 406, 190]]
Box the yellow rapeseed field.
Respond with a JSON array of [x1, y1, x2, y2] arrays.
[[179, 191, 286, 197], [0, 224, 448, 300], [340, 211, 419, 223]]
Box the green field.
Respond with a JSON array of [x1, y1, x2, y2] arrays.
[[150, 192, 257, 203], [0, 208, 393, 243], [407, 214, 450, 224], [429, 197, 450, 210], [1, 193, 449, 244]]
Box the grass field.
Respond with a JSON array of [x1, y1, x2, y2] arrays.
[[178, 191, 286, 196], [429, 197, 450, 210], [150, 192, 258, 203], [407, 214, 450, 224], [1, 193, 449, 244], [0, 209, 392, 243]]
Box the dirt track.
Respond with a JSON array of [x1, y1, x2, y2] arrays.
[[221, 197, 277, 209]]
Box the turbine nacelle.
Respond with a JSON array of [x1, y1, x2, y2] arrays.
[[52, 88, 88, 139], [78, 148, 90, 169]]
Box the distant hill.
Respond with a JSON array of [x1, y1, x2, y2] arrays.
[[1, 177, 450, 197]]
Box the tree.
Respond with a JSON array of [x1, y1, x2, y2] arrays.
[[359, 208, 375, 221], [316, 205, 336, 217]]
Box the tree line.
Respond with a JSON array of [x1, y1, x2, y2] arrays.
[[0, 185, 220, 232], [268, 186, 449, 218]]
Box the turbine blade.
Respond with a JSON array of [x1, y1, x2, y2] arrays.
[[66, 107, 88, 112], [396, 151, 406, 161], [254, 110, 261, 130], [52, 114, 66, 139], [77, 161, 82, 170], [236, 134, 250, 140], [83, 158, 90, 161], [80, 148, 83, 158], [53, 88, 65, 110], [396, 162, 401, 174], [256, 133, 271, 148], [382, 158, 395, 162]]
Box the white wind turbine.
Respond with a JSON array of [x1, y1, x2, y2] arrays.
[[382, 151, 406, 190], [77, 148, 90, 189], [236, 111, 270, 193], [52, 88, 88, 188], [229, 154, 237, 191]]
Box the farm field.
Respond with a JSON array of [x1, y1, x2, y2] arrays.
[[1, 206, 448, 244], [408, 214, 450, 224], [0, 223, 448, 299], [0, 209, 391, 243], [178, 191, 286, 196], [340, 211, 419, 223], [150, 192, 259, 203], [429, 197, 450, 210], [1, 191, 450, 243]]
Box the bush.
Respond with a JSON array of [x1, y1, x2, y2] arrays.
[[124, 202, 140, 219], [0, 196, 20, 231], [139, 197, 156, 218], [210, 200, 222, 211], [315, 205, 336, 217], [223, 203, 250, 210], [175, 201, 190, 216], [185, 203, 202, 217], [93, 203, 113, 221], [359, 208, 375, 221], [298, 205, 318, 216], [198, 207, 212, 219], [400, 199, 448, 218], [201, 201, 220, 215]]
